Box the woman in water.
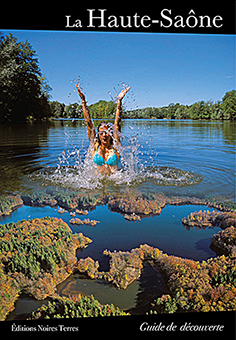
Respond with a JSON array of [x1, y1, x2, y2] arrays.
[[75, 83, 131, 175]]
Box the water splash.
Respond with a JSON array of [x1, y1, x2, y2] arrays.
[[32, 128, 202, 190]]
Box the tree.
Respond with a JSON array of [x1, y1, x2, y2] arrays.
[[175, 105, 189, 119], [166, 103, 176, 119], [88, 100, 116, 119], [0, 33, 51, 122], [189, 102, 200, 120], [211, 101, 224, 120], [221, 90, 236, 120], [49, 101, 65, 118]]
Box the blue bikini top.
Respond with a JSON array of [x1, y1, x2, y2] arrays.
[[93, 147, 119, 166]]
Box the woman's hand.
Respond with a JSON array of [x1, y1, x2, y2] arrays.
[[75, 83, 95, 141], [117, 85, 131, 100], [114, 84, 131, 135], [75, 84, 86, 102]]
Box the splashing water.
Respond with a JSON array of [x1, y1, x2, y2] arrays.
[[31, 79, 201, 190], [32, 127, 202, 191]]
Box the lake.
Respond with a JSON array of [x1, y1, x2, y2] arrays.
[[0, 119, 235, 198], [0, 119, 235, 318]]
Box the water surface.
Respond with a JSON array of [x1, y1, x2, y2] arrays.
[[1, 119, 235, 318], [0, 120, 235, 199], [2, 203, 220, 317]]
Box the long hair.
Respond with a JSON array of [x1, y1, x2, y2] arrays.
[[93, 122, 114, 153]]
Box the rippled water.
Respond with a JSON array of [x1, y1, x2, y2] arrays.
[[0, 119, 235, 199]]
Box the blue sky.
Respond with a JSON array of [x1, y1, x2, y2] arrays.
[[2, 30, 235, 109]]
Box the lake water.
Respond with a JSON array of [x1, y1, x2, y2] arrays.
[[1, 119, 235, 318], [0, 119, 235, 198]]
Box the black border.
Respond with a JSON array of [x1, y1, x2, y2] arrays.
[[0, 2, 235, 338], [2, 311, 236, 337], [1, 3, 235, 34]]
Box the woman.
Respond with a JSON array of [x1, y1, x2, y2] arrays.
[[75, 83, 131, 175]]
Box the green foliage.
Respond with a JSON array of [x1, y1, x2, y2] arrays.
[[150, 295, 178, 314], [221, 90, 236, 120], [0, 196, 14, 214], [0, 217, 92, 320], [89, 100, 116, 119], [49, 100, 116, 119], [1, 32, 234, 122], [0, 33, 51, 122], [0, 195, 22, 215], [153, 252, 236, 313], [49, 101, 66, 118], [134, 244, 236, 314], [123, 91, 235, 121], [29, 295, 129, 319], [51, 90, 235, 121], [0, 217, 74, 279]]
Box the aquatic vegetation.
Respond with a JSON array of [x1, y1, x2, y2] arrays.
[[211, 226, 236, 255], [0, 217, 91, 320], [206, 198, 236, 212], [124, 213, 141, 221], [29, 294, 129, 319], [69, 217, 100, 226], [17, 189, 236, 225], [21, 192, 57, 207], [108, 190, 166, 216], [0, 195, 23, 216], [21, 189, 107, 212], [75, 209, 89, 215], [1, 190, 236, 318], [182, 210, 236, 230], [165, 195, 206, 206]]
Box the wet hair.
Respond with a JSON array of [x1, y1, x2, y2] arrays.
[[96, 122, 114, 145]]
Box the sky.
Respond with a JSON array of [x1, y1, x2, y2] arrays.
[[2, 30, 235, 109]]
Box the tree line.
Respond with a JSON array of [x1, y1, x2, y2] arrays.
[[50, 90, 235, 121], [0, 33, 235, 122], [124, 90, 235, 120], [49, 99, 117, 120]]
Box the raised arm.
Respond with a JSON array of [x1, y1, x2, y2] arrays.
[[75, 84, 95, 142], [114, 85, 131, 133]]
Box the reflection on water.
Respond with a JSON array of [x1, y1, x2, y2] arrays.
[[0, 120, 235, 199], [57, 273, 139, 311], [0, 122, 50, 194], [57, 262, 169, 315], [7, 294, 47, 320]]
